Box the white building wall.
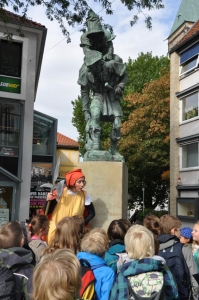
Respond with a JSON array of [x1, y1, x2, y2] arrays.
[[0, 23, 46, 221], [180, 70, 199, 91], [180, 119, 199, 137]]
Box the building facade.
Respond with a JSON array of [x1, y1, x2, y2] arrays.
[[169, 0, 199, 226], [0, 9, 47, 224]]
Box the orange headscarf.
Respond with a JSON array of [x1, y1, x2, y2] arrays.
[[65, 169, 85, 188]]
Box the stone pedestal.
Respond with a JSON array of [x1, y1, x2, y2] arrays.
[[78, 161, 128, 230]]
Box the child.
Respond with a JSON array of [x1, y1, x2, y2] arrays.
[[192, 221, 199, 272], [42, 216, 80, 255], [158, 214, 198, 300], [28, 215, 49, 264], [118, 218, 131, 231], [109, 225, 178, 300], [32, 248, 81, 300], [71, 215, 89, 248], [0, 221, 35, 299], [77, 228, 115, 300], [143, 214, 162, 255], [180, 227, 193, 245], [104, 219, 127, 272]]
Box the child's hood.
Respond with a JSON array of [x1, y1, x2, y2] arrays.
[[120, 257, 164, 277], [0, 247, 34, 268]]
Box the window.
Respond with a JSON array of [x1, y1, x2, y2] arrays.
[[0, 101, 21, 148], [182, 142, 199, 168], [0, 40, 22, 78], [180, 42, 199, 76], [182, 92, 198, 121], [33, 112, 56, 155]]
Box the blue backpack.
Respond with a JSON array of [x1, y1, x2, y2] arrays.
[[158, 241, 191, 300]]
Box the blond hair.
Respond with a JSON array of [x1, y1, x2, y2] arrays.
[[32, 249, 81, 300], [80, 228, 108, 257], [192, 221, 199, 246], [43, 217, 79, 255], [125, 225, 155, 259], [159, 214, 182, 234]]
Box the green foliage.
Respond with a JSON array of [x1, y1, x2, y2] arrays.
[[0, 0, 164, 40], [124, 52, 169, 96], [71, 96, 86, 155]]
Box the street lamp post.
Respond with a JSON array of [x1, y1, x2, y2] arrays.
[[142, 187, 145, 218]]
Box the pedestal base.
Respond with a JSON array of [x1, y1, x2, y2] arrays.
[[78, 161, 128, 230]]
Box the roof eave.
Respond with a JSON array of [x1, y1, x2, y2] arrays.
[[169, 31, 199, 54], [57, 145, 79, 150]]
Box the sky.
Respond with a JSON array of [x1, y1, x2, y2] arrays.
[[27, 0, 182, 141]]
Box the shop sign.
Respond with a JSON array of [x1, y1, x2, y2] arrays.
[[0, 147, 19, 156], [0, 76, 21, 94]]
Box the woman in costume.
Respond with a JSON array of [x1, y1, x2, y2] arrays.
[[45, 168, 95, 244]]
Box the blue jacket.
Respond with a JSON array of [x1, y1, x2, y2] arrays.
[[77, 251, 115, 300], [104, 240, 126, 273], [109, 257, 179, 300]]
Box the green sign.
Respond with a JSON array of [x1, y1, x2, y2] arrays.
[[0, 76, 21, 94]]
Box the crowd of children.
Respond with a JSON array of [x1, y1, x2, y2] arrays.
[[1, 214, 199, 299]]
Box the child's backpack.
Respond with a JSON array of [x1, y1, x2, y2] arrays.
[[0, 265, 28, 300], [0, 266, 15, 300], [158, 242, 191, 300], [79, 258, 105, 300], [104, 251, 119, 273], [127, 271, 165, 300]]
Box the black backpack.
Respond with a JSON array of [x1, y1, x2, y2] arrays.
[[0, 267, 15, 300], [0, 265, 27, 300], [158, 242, 191, 300]]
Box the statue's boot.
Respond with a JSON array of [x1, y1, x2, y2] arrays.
[[109, 128, 121, 155], [89, 123, 101, 150]]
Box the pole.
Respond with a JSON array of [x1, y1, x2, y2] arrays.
[[142, 187, 145, 218]]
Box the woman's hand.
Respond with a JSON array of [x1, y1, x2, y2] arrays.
[[46, 190, 57, 201]]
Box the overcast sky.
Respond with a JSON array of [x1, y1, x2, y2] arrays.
[[28, 0, 182, 141]]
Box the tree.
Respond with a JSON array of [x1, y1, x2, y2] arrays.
[[0, 0, 164, 41], [119, 70, 170, 210], [121, 52, 169, 122]]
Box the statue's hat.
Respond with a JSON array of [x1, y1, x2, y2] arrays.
[[80, 32, 91, 48], [103, 28, 116, 42], [86, 10, 104, 37], [84, 49, 103, 66]]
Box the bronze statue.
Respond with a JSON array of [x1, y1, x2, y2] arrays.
[[77, 10, 127, 162]]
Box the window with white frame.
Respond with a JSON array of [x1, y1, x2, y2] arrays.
[[180, 42, 199, 76], [182, 142, 199, 168], [182, 91, 198, 121]]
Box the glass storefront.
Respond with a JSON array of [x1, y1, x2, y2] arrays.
[[33, 112, 55, 156], [30, 111, 57, 219], [0, 100, 22, 177], [0, 186, 13, 226]]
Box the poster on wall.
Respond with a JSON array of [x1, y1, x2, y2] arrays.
[[0, 208, 9, 227], [29, 191, 48, 218]]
